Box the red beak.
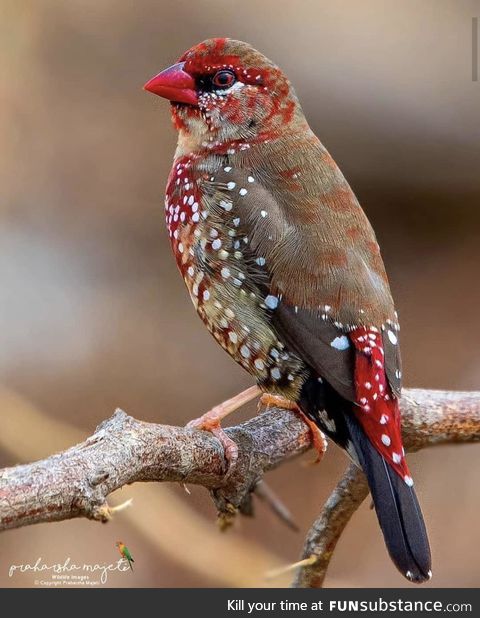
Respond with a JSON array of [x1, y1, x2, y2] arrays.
[[143, 62, 197, 105]]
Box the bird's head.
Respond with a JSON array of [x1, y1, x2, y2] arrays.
[[144, 38, 304, 151]]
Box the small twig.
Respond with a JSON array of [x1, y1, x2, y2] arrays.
[[292, 464, 368, 588], [254, 480, 299, 531]]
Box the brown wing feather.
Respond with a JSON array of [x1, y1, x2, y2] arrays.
[[205, 136, 401, 397]]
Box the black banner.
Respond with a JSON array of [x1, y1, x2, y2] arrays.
[[0, 588, 477, 616]]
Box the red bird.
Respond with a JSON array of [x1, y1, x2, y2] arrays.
[[144, 38, 431, 583]]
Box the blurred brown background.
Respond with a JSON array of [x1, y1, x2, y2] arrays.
[[1, 0, 479, 588]]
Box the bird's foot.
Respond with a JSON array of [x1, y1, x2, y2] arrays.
[[258, 394, 327, 463], [187, 415, 239, 474], [186, 385, 260, 477], [298, 412, 328, 464]]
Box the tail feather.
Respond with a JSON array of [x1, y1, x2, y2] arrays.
[[343, 413, 431, 583], [299, 375, 431, 583]]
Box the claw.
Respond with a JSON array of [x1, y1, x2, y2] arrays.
[[186, 386, 259, 478], [258, 394, 328, 463], [187, 416, 238, 477], [209, 423, 239, 475]]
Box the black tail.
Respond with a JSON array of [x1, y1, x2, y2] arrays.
[[343, 412, 431, 583], [300, 376, 431, 583]]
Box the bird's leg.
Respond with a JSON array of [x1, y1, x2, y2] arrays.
[[258, 394, 328, 463], [186, 385, 261, 474]]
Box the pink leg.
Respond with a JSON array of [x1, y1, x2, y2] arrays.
[[186, 386, 261, 473], [259, 394, 328, 463]]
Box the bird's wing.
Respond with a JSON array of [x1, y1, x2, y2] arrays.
[[205, 159, 401, 402]]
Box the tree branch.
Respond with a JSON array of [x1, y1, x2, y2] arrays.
[[0, 404, 311, 531], [0, 388, 479, 586]]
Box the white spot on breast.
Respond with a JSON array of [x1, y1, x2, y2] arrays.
[[381, 434, 391, 446], [228, 331, 238, 343], [387, 330, 398, 345], [254, 358, 265, 371], [247, 176, 254, 183], [227, 182, 236, 190], [192, 212, 200, 223], [270, 367, 281, 380], [404, 475, 414, 487], [256, 257, 266, 266], [224, 166, 232, 172], [330, 335, 350, 350], [260, 210, 267, 217], [379, 414, 389, 424], [392, 452, 401, 464], [239, 188, 247, 196], [233, 217, 240, 227], [265, 295, 279, 310], [240, 345, 250, 358], [212, 239, 222, 250], [202, 289, 210, 301], [220, 200, 233, 211], [178, 243, 184, 253], [221, 267, 231, 279]]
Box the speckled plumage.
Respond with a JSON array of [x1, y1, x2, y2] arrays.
[[146, 38, 430, 583]]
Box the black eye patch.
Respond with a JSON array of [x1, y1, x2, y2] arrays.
[[197, 69, 237, 93]]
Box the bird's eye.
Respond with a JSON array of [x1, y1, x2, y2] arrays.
[[212, 69, 236, 89]]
